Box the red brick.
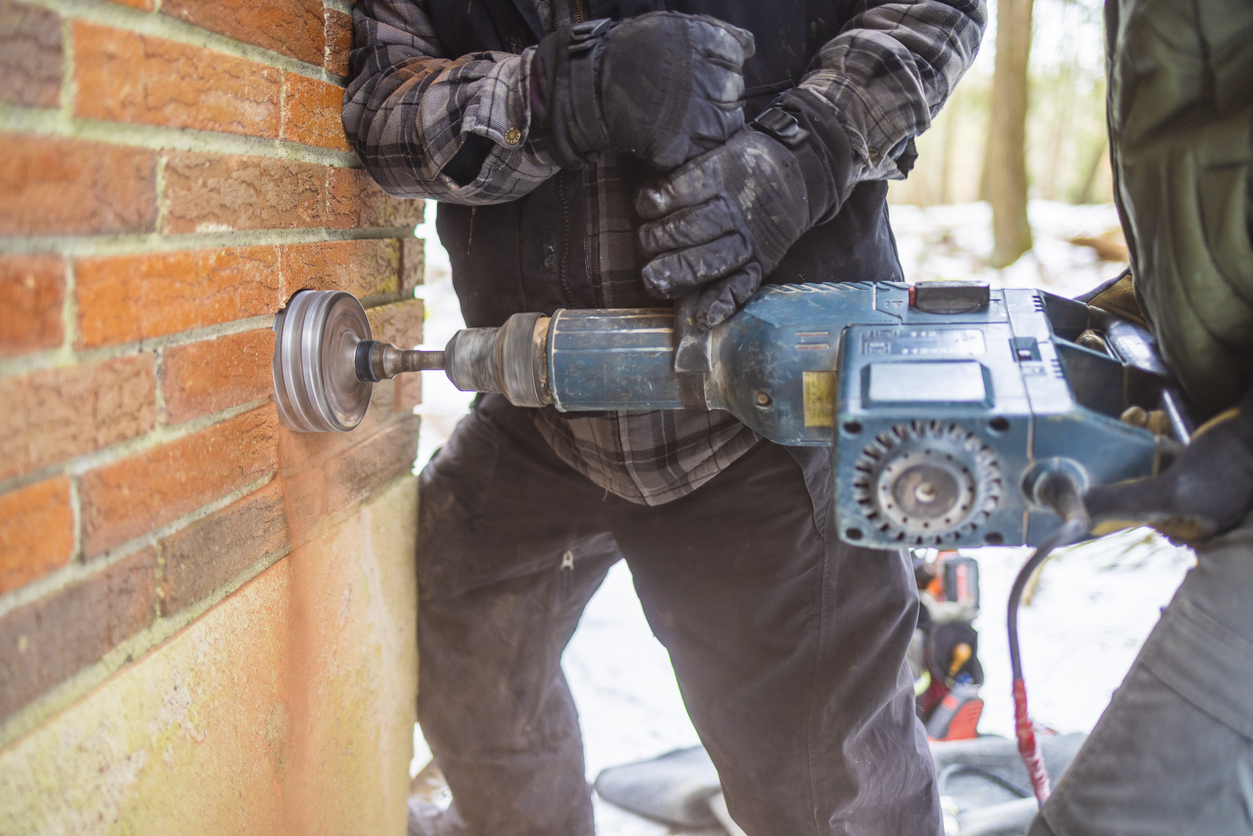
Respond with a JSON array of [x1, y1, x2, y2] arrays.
[[278, 414, 418, 542], [161, 329, 274, 424], [0, 1, 63, 108], [75, 247, 281, 348], [368, 376, 397, 418], [0, 477, 74, 595], [0, 255, 64, 357], [282, 73, 351, 152], [162, 152, 325, 234], [0, 133, 157, 236], [161, 0, 323, 66], [395, 374, 422, 413], [275, 428, 347, 485], [400, 237, 424, 293], [74, 22, 280, 139], [326, 168, 424, 229], [158, 482, 289, 615], [0, 548, 156, 720], [0, 356, 157, 482], [324, 9, 353, 77], [367, 298, 423, 349], [275, 376, 398, 476], [281, 239, 400, 298], [80, 405, 278, 557], [324, 414, 419, 508]]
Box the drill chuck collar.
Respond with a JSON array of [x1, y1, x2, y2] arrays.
[[443, 312, 551, 408], [272, 282, 1180, 549]]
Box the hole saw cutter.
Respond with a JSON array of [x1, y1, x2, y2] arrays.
[[272, 280, 1189, 551]]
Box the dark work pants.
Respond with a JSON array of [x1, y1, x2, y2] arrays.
[[416, 395, 940, 836], [1028, 513, 1253, 836]]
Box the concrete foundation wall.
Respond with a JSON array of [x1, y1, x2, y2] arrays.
[[0, 476, 418, 835]]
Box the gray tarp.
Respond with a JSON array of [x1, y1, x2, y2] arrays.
[[595, 734, 1088, 835]]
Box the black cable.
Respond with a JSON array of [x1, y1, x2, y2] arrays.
[[937, 763, 1033, 800], [1008, 472, 1091, 681], [1007, 517, 1087, 680]]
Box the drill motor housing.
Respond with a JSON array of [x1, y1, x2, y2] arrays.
[[451, 282, 1176, 548], [594, 282, 1171, 548]]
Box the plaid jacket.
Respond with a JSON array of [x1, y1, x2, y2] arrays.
[[344, 0, 985, 505]]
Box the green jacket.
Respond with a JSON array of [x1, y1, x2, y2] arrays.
[[1106, 0, 1253, 418]]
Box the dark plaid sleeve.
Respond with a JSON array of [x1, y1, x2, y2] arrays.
[[800, 0, 987, 182], [342, 0, 559, 204]]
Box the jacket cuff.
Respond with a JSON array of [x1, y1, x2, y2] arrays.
[[528, 20, 613, 169], [763, 88, 855, 225]]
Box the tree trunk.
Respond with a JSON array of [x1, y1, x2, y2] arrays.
[[1075, 133, 1109, 204], [983, 0, 1034, 268], [1046, 56, 1075, 201]]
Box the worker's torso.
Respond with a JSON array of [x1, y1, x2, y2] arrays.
[[432, 0, 904, 328]]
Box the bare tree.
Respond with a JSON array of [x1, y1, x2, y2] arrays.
[[1074, 132, 1109, 204], [983, 0, 1034, 267]]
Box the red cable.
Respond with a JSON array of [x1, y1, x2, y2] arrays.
[[1013, 678, 1051, 803]]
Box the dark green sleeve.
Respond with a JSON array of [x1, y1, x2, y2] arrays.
[[1106, 0, 1253, 418]]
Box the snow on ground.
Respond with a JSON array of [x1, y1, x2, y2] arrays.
[[408, 202, 1191, 834], [972, 531, 1191, 740], [889, 200, 1129, 297]]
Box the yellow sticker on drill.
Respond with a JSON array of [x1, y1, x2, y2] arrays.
[[803, 371, 836, 427]]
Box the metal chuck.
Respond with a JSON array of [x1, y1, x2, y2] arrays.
[[443, 312, 552, 408]]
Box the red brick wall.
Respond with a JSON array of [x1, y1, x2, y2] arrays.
[[0, 0, 423, 737]]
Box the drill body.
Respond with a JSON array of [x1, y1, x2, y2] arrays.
[[444, 281, 1179, 549]]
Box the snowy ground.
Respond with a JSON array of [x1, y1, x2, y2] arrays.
[[407, 201, 1193, 835]]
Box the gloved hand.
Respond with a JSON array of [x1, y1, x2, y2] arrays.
[[530, 13, 754, 170], [635, 98, 853, 329], [1086, 385, 1253, 543]]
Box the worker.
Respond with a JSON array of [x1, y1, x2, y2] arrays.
[[343, 1, 985, 834], [1027, 1, 1253, 832]]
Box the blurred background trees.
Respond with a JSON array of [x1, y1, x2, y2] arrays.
[[890, 0, 1111, 266], [983, 0, 1035, 267]]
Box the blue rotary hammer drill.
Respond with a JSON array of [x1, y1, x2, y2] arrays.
[[273, 280, 1186, 550]]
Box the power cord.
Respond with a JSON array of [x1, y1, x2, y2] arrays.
[[1007, 470, 1091, 805]]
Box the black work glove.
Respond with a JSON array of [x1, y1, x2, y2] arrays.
[[635, 94, 854, 329], [530, 13, 754, 170], [1086, 385, 1253, 543]]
